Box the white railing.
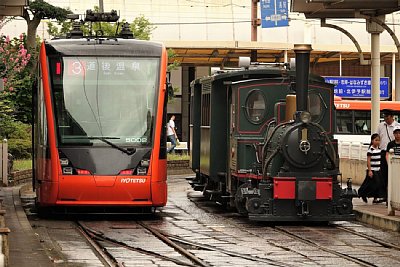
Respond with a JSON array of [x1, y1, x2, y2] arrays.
[[338, 141, 368, 161], [167, 141, 188, 153], [388, 151, 400, 216]]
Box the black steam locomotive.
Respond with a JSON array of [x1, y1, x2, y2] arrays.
[[188, 44, 357, 221]]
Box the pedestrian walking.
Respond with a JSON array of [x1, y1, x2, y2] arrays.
[[376, 109, 400, 202], [358, 133, 386, 203], [167, 115, 178, 154]]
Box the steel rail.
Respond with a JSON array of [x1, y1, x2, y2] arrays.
[[334, 225, 400, 251], [137, 221, 210, 267], [78, 221, 199, 267], [165, 234, 293, 267], [75, 221, 121, 267], [274, 226, 377, 267]]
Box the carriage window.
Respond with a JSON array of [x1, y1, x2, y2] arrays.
[[354, 111, 371, 135], [245, 90, 266, 124], [336, 110, 353, 134], [309, 93, 323, 122]]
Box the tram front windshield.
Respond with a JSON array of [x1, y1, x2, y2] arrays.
[[50, 57, 160, 147]]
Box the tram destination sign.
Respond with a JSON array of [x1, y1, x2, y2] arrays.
[[261, 0, 289, 28], [324, 76, 390, 99]]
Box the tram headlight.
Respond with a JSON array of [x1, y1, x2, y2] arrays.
[[300, 111, 311, 124], [62, 167, 73, 175], [140, 160, 150, 167], [60, 158, 69, 166], [136, 167, 147, 175]]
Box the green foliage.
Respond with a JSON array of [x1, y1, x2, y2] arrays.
[[47, 20, 72, 37], [167, 153, 189, 161], [0, 34, 35, 124], [130, 15, 156, 40], [28, 0, 71, 21], [46, 8, 155, 40], [14, 159, 32, 171], [7, 121, 31, 139], [167, 48, 181, 71], [8, 138, 32, 159]]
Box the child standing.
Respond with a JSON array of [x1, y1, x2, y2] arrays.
[[358, 134, 386, 203]]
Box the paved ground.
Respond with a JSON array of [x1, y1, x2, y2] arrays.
[[1, 176, 400, 266]]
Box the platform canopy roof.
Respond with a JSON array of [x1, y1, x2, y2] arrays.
[[291, 0, 400, 18], [164, 40, 398, 67], [0, 0, 27, 18]]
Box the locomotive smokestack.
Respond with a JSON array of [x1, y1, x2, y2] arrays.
[[294, 44, 312, 112]]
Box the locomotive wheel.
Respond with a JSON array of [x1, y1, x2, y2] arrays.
[[337, 198, 353, 215], [246, 198, 264, 214], [234, 184, 248, 215]]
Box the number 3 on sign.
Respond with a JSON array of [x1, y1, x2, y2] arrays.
[[68, 60, 85, 76]]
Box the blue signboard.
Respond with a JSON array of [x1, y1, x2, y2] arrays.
[[324, 76, 390, 99], [261, 0, 289, 28]]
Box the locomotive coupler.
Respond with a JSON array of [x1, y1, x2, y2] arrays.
[[300, 201, 309, 217], [341, 178, 358, 199]]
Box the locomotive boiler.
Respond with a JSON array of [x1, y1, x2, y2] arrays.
[[189, 44, 357, 221]]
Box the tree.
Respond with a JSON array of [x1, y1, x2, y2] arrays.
[[47, 8, 155, 41], [0, 34, 33, 123], [21, 0, 71, 51]]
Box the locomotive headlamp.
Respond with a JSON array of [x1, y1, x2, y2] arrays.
[[300, 111, 311, 124]]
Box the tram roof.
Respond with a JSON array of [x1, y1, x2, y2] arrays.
[[164, 40, 398, 67], [45, 38, 164, 57]]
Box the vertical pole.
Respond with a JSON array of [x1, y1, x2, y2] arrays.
[[392, 53, 396, 100], [251, 0, 258, 62], [251, 0, 258, 41], [99, 0, 104, 13], [1, 140, 7, 186], [396, 61, 400, 101], [284, 50, 288, 63], [371, 32, 380, 133], [339, 53, 342, 76]]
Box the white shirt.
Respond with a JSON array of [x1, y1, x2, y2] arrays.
[[167, 119, 175, 136], [376, 121, 400, 150]]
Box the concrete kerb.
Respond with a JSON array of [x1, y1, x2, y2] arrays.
[[354, 208, 400, 232]]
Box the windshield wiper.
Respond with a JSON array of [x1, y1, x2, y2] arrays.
[[86, 136, 136, 155], [87, 136, 136, 155]]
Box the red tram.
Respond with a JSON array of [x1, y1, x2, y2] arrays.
[[33, 21, 169, 214]]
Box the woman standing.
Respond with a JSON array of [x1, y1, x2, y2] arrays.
[[358, 133, 386, 204]]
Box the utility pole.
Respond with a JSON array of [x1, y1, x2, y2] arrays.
[[251, 0, 260, 62], [99, 0, 104, 12]]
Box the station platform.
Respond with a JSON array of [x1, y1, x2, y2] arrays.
[[352, 197, 400, 232], [2, 186, 53, 267], [0, 183, 399, 266]]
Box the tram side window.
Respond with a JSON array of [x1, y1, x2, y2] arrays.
[[336, 110, 353, 134], [354, 111, 371, 135]]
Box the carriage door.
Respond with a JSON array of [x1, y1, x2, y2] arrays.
[[227, 86, 236, 193]]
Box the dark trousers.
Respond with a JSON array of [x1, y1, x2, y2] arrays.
[[380, 150, 388, 198]]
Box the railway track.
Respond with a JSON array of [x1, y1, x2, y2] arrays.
[[76, 221, 205, 267], [187, 193, 400, 266], [78, 220, 293, 267], [332, 223, 400, 251], [273, 226, 377, 267]]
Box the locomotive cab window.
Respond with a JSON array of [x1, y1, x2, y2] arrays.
[[245, 90, 266, 124], [309, 93, 326, 123]]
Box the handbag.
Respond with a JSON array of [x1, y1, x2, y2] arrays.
[[176, 138, 180, 146]]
